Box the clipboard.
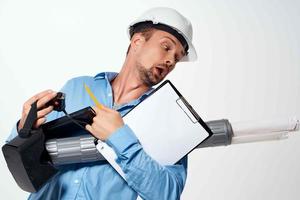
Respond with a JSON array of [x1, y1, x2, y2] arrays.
[[96, 80, 212, 179]]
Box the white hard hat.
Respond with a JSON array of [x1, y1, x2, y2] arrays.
[[128, 7, 197, 62]]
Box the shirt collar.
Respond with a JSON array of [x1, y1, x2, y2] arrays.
[[94, 71, 154, 100], [94, 72, 118, 81]]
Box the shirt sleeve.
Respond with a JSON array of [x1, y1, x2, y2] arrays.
[[106, 124, 188, 200], [5, 122, 19, 143]]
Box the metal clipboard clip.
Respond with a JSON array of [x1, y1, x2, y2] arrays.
[[176, 96, 200, 124]]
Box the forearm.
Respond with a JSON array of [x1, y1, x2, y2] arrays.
[[106, 125, 188, 200]]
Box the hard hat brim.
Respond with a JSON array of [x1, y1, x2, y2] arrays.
[[180, 38, 197, 62]]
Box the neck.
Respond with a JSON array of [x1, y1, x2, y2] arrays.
[[111, 57, 149, 105]]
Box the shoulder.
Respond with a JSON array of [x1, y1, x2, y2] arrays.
[[59, 71, 118, 94], [64, 71, 116, 86], [65, 75, 95, 85], [58, 76, 95, 96], [61, 73, 102, 90]]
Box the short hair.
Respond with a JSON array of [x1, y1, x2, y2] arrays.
[[126, 22, 188, 55], [126, 23, 156, 55]]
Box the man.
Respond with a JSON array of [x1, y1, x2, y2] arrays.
[[7, 7, 197, 200]]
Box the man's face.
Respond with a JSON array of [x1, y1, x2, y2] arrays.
[[133, 30, 185, 87]]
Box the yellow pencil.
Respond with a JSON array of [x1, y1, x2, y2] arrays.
[[84, 83, 104, 109]]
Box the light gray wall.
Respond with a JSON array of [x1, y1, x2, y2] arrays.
[[0, 0, 299, 199]]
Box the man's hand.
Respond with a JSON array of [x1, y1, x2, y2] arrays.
[[85, 106, 124, 141], [18, 90, 57, 131]]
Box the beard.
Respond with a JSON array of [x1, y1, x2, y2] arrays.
[[136, 62, 163, 87]]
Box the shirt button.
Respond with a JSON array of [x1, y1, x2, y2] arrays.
[[108, 93, 112, 96], [74, 179, 80, 184]]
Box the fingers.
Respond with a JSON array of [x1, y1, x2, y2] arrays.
[[34, 117, 46, 129], [86, 124, 104, 140], [37, 106, 54, 118], [92, 106, 106, 115], [22, 90, 56, 114], [19, 89, 57, 131], [92, 105, 114, 114], [36, 92, 57, 109], [85, 124, 95, 135], [86, 105, 123, 141], [24, 90, 54, 106], [100, 104, 110, 111], [92, 106, 100, 114]]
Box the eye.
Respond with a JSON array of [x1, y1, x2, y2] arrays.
[[162, 43, 170, 51]]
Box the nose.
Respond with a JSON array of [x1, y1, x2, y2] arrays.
[[165, 55, 175, 68]]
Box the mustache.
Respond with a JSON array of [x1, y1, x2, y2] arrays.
[[157, 63, 168, 68], [153, 63, 169, 73]]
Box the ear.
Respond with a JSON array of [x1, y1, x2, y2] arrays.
[[130, 33, 146, 50]]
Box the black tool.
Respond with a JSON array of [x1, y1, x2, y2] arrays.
[[45, 92, 65, 111], [2, 100, 58, 192], [2, 92, 96, 192]]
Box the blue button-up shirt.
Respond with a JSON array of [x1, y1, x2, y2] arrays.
[[7, 72, 188, 200]]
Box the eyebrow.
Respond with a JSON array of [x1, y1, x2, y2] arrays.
[[164, 36, 185, 58]]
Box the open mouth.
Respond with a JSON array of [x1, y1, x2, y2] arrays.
[[154, 65, 167, 78]]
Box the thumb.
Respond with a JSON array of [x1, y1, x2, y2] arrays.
[[92, 104, 109, 114], [99, 104, 111, 111]]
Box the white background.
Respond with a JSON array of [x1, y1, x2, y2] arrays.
[[1, 0, 300, 199]]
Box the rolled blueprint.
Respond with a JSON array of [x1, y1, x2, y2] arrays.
[[45, 117, 300, 165], [231, 117, 299, 144]]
